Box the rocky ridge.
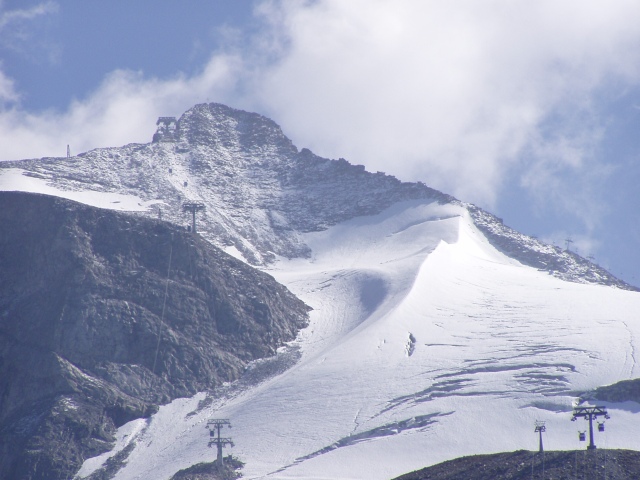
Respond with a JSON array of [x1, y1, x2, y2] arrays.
[[2, 102, 631, 290], [392, 449, 640, 480], [465, 204, 632, 288]]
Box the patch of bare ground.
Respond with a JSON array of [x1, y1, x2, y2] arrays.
[[169, 456, 243, 480], [392, 449, 640, 480]]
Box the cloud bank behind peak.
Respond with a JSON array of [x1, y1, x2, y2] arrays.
[[2, 0, 640, 214]]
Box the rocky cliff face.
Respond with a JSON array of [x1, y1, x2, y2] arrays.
[[0, 191, 310, 480]]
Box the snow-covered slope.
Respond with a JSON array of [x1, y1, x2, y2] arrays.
[[2, 103, 639, 479], [76, 200, 640, 480]]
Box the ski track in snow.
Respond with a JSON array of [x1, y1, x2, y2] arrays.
[[67, 200, 640, 480]]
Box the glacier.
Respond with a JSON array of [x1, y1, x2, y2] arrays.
[[70, 199, 640, 480]]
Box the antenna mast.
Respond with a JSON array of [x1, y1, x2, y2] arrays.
[[565, 238, 574, 251]]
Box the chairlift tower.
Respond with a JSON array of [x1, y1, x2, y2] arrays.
[[571, 406, 609, 450], [534, 420, 546, 453], [182, 202, 205, 233], [207, 419, 233, 465]]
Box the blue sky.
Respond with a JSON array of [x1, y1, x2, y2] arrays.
[[1, 0, 640, 286]]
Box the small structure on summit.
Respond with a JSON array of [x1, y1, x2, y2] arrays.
[[153, 116, 178, 143]]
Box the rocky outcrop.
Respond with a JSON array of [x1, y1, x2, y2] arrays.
[[169, 458, 243, 480], [585, 378, 640, 404], [465, 203, 637, 290], [393, 449, 640, 480], [0, 191, 310, 480]]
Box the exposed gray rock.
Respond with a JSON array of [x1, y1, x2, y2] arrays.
[[393, 449, 640, 480], [584, 378, 640, 404], [0, 191, 309, 480], [0, 103, 452, 266], [168, 457, 243, 480], [465, 203, 637, 290]]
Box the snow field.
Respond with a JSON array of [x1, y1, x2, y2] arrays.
[[75, 199, 640, 480], [0, 168, 162, 211]]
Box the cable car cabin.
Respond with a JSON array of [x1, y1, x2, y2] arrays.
[[579, 432, 586, 441], [598, 422, 605, 432]]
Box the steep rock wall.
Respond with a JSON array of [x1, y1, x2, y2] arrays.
[[0, 191, 309, 480]]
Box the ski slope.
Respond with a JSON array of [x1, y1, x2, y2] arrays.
[[0, 167, 163, 211], [74, 199, 640, 480]]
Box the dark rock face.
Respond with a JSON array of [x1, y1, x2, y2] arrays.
[[587, 378, 640, 403], [0, 191, 310, 480], [393, 449, 640, 480], [169, 457, 243, 480]]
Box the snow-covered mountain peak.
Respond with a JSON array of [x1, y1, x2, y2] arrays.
[[0, 102, 634, 289], [174, 103, 298, 156], [1, 103, 450, 266]]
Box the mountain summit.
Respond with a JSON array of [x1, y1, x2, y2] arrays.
[[1, 102, 631, 290]]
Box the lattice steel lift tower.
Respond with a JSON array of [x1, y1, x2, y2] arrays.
[[182, 202, 205, 234], [207, 419, 233, 465], [571, 406, 609, 450]]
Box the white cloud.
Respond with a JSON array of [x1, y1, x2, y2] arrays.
[[0, 1, 57, 31], [0, 55, 242, 160], [242, 0, 640, 209], [0, 1, 58, 57], [2, 0, 640, 222], [0, 69, 18, 105]]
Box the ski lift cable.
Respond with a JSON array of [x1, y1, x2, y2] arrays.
[[152, 232, 174, 376], [603, 423, 608, 479]]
